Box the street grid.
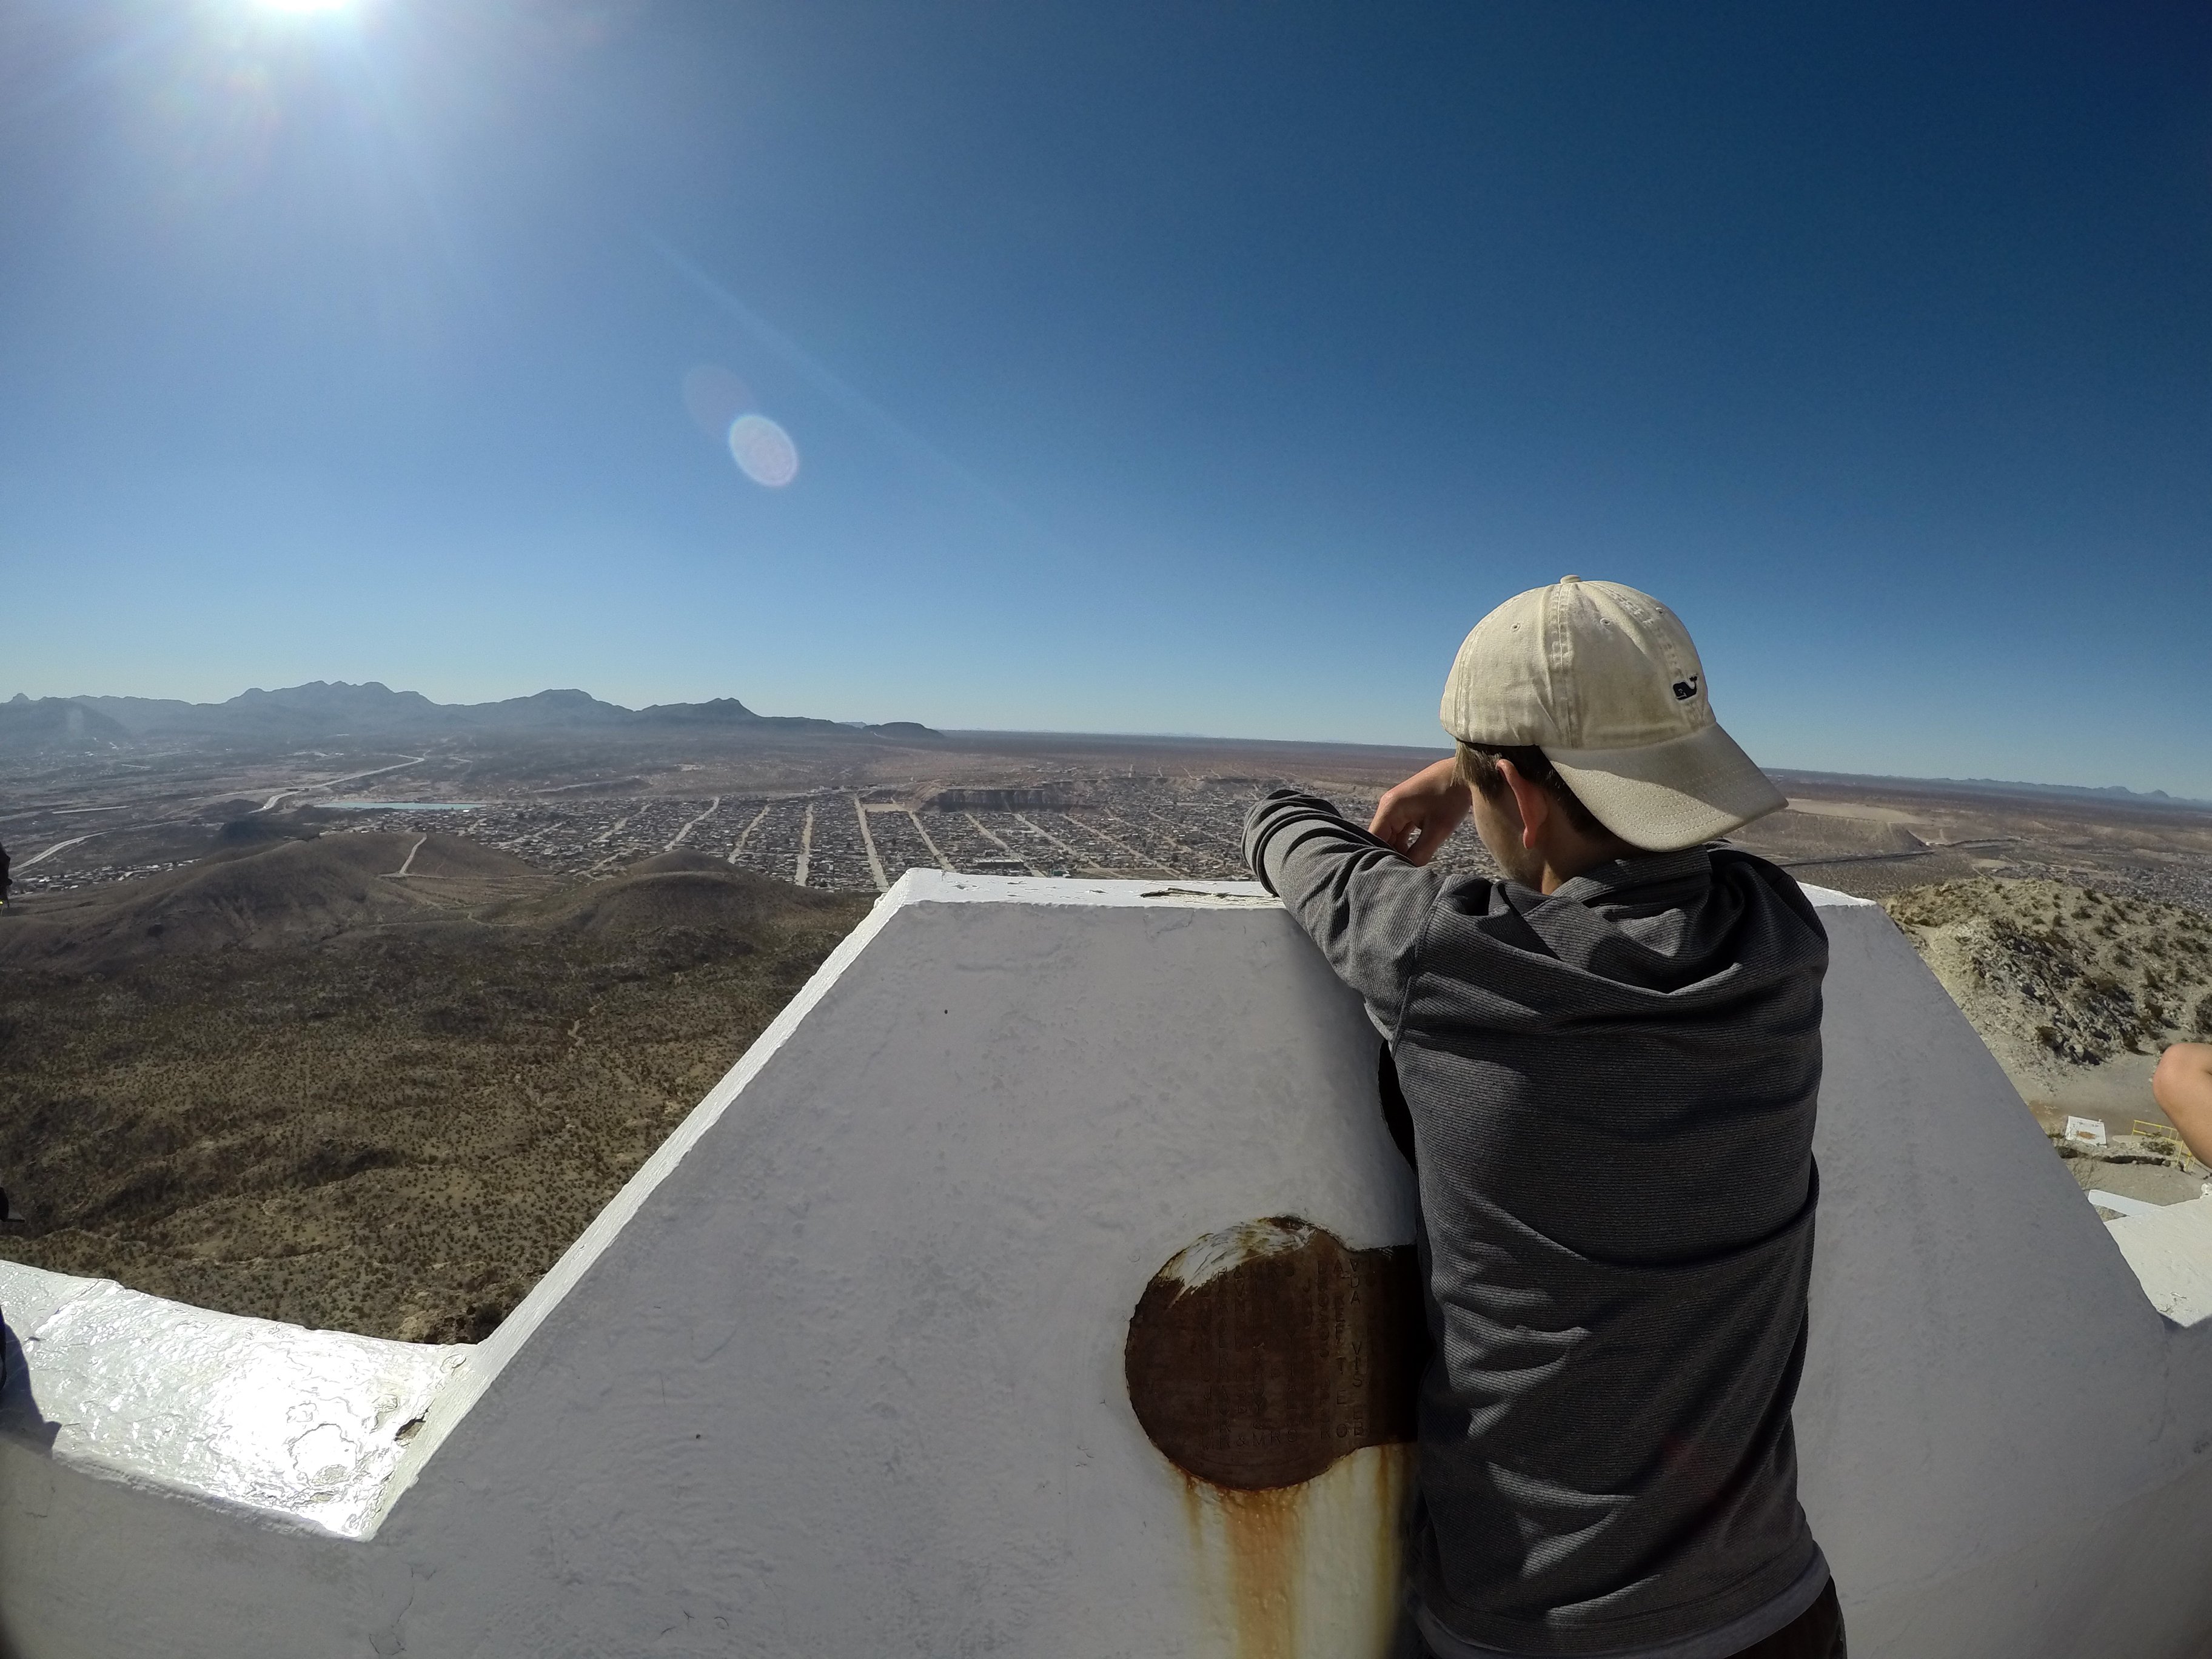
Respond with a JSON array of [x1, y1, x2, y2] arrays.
[[0, 778, 1506, 899], [8, 749, 2211, 916], [286, 779, 1500, 894]]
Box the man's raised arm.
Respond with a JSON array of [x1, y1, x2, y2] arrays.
[[1244, 787, 1443, 1034]]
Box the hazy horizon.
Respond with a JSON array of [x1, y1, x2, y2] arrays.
[[12, 674, 2209, 802]]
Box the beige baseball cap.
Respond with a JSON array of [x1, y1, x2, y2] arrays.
[[1439, 576, 1785, 851]]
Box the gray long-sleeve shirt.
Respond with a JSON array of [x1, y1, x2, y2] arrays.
[[1244, 789, 1828, 1658]]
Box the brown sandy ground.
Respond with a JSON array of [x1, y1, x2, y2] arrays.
[[0, 833, 866, 1340]]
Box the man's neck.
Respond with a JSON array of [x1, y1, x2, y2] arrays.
[[1530, 832, 1645, 894]]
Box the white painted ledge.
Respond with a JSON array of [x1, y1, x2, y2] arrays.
[[0, 1262, 463, 1536], [2106, 1196, 2212, 1327]]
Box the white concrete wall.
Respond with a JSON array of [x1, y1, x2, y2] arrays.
[[1793, 891, 2212, 1656], [2, 873, 2209, 1658]]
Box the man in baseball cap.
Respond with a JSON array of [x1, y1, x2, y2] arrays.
[[1245, 578, 1840, 1659]]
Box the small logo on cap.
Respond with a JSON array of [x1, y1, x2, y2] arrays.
[[1672, 677, 1699, 702]]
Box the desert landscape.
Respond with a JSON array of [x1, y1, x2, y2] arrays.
[[5, 683, 2210, 1339], [0, 827, 866, 1339]]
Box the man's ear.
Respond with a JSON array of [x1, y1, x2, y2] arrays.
[[1496, 759, 1550, 851]]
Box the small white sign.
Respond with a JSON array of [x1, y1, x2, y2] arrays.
[[2065, 1115, 2108, 1147]]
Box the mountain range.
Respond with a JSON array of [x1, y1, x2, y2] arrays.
[[0, 682, 937, 753], [1769, 768, 2209, 812]]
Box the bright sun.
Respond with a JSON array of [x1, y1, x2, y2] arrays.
[[251, 0, 356, 15]]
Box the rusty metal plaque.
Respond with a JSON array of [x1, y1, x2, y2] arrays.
[[1124, 1217, 1424, 1490]]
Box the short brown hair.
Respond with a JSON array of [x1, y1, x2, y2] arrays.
[[1454, 741, 1608, 838]]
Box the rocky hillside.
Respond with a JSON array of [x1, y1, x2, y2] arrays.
[[1884, 878, 2212, 1101]]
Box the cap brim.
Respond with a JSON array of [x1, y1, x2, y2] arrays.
[[1544, 723, 1785, 852]]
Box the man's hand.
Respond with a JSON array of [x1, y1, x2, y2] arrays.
[[2154, 1043, 2212, 1167], [1369, 757, 1472, 866]]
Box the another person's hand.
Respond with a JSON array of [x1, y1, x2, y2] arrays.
[[1369, 757, 1472, 866], [2154, 1043, 2212, 1167]]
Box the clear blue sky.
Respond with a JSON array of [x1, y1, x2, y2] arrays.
[[3, 1, 2208, 793]]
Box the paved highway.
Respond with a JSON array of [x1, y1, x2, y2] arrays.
[[667, 797, 722, 850], [16, 835, 95, 870], [256, 756, 427, 813]]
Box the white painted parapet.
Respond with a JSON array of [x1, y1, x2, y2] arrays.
[[2, 872, 2210, 1658], [0, 1267, 459, 1535]]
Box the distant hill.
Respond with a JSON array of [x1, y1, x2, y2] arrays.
[[635, 697, 762, 726], [0, 833, 523, 971], [5, 681, 940, 749], [510, 850, 859, 941], [1771, 769, 2211, 811], [0, 833, 852, 975], [0, 696, 136, 754]]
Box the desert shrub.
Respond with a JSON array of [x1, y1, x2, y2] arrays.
[[417, 1002, 494, 1037], [293, 1141, 407, 1187]]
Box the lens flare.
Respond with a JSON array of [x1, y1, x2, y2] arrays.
[[728, 414, 799, 488]]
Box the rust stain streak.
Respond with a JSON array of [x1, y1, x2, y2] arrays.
[[1176, 1472, 1228, 1655], [1368, 1444, 1416, 1655], [1222, 1483, 1305, 1659], [1181, 1476, 1308, 1659]]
